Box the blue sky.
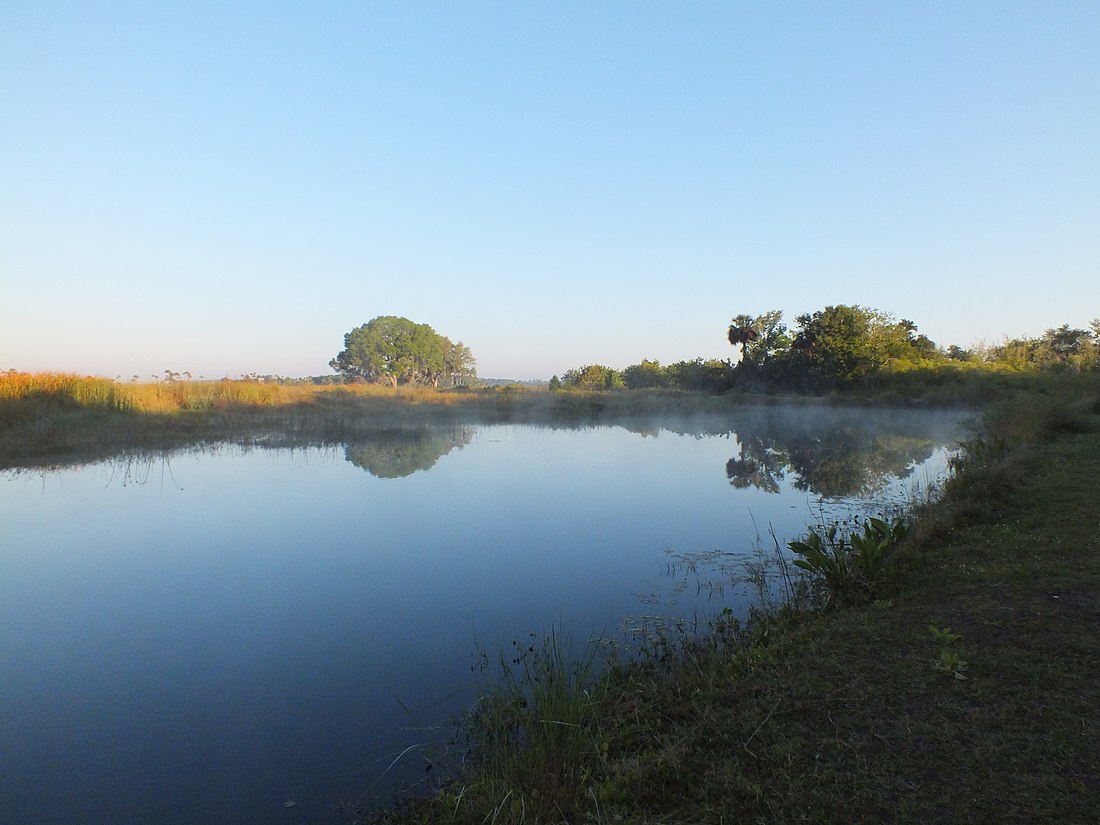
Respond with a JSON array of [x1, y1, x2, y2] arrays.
[[2, 1, 1097, 380]]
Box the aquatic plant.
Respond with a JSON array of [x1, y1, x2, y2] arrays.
[[787, 515, 909, 605], [455, 629, 610, 822]]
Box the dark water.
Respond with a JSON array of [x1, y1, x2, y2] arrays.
[[0, 408, 970, 824]]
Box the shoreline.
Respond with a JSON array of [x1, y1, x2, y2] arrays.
[[0, 373, 1013, 471], [365, 391, 1100, 824]]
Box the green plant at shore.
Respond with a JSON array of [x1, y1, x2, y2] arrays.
[[453, 630, 610, 822], [787, 515, 909, 605]]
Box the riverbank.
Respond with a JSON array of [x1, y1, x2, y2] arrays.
[[368, 391, 1100, 824], [1, 370, 1089, 470]]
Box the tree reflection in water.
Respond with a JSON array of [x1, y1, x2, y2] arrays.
[[723, 413, 944, 497], [343, 425, 474, 479]]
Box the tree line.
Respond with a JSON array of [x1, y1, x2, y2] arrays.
[[554, 305, 1100, 393]]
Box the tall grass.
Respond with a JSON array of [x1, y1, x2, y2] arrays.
[[0, 371, 538, 416], [0, 372, 491, 418], [380, 630, 612, 824], [0, 371, 132, 414], [458, 630, 610, 823]]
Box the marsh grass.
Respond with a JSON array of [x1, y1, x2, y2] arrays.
[[0, 373, 549, 468], [464, 631, 610, 821], [371, 630, 613, 824], [872, 360, 1100, 406], [0, 371, 133, 414]]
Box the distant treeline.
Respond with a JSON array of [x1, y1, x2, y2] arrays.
[[554, 305, 1100, 393]]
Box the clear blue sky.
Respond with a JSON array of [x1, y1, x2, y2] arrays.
[[3, 1, 1097, 380]]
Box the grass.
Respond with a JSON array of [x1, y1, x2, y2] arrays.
[[362, 387, 1100, 824]]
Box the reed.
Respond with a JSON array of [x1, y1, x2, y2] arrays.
[[456, 630, 611, 823], [0, 370, 132, 413]]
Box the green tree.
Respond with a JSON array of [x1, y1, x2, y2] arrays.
[[741, 310, 791, 369], [330, 316, 476, 387], [665, 358, 733, 392], [945, 344, 975, 362], [781, 305, 942, 387], [442, 340, 477, 387], [1044, 325, 1082, 357], [787, 305, 888, 388], [561, 364, 625, 390], [622, 359, 668, 389]]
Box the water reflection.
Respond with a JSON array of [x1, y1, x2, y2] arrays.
[[725, 420, 940, 497], [619, 407, 965, 498], [343, 425, 474, 479]]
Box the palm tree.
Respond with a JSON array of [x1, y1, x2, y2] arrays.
[[727, 314, 759, 364]]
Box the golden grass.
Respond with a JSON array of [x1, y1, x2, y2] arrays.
[[0, 372, 556, 468], [0, 370, 132, 411], [0, 370, 328, 414], [0, 370, 531, 417]]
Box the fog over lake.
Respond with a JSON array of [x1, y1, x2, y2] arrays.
[[0, 406, 971, 824]]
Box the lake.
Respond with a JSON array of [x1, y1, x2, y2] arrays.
[[0, 406, 970, 824]]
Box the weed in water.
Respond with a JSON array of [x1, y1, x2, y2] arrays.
[[457, 629, 609, 822]]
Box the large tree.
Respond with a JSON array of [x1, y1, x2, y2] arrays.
[[330, 316, 476, 387], [787, 305, 894, 387], [728, 311, 792, 369]]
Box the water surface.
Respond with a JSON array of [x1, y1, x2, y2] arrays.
[[0, 407, 970, 823]]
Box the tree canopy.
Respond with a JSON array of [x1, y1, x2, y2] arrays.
[[723, 306, 942, 389], [557, 306, 1097, 399], [330, 316, 476, 387], [560, 364, 626, 390]]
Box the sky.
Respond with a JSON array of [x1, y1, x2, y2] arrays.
[[2, 1, 1098, 380]]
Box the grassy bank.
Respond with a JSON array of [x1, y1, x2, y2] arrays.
[[365, 391, 1100, 824]]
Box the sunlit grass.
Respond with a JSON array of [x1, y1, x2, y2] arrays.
[[0, 372, 553, 468], [0, 371, 501, 417], [0, 370, 133, 412]]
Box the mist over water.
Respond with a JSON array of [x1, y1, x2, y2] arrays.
[[0, 407, 971, 824]]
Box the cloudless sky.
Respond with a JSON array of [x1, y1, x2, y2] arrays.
[[3, 1, 1098, 380]]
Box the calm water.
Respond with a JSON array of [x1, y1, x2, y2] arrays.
[[0, 407, 970, 824]]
